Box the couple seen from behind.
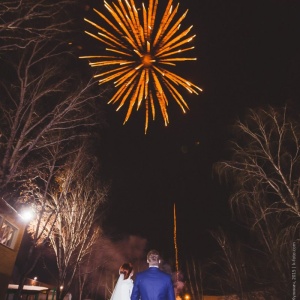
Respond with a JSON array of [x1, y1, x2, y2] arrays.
[[110, 249, 175, 300]]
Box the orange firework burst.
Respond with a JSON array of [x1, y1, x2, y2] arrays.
[[81, 0, 202, 133]]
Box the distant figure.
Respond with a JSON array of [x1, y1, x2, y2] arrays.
[[110, 262, 134, 300], [131, 249, 175, 300]]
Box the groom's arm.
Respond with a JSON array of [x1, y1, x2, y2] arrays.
[[167, 275, 175, 300], [130, 275, 140, 300]]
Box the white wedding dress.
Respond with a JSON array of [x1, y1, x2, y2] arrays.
[[110, 273, 133, 300]]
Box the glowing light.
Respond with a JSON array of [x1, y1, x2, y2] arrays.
[[20, 208, 34, 222], [81, 0, 202, 133]]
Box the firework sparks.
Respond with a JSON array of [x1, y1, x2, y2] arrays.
[[81, 0, 202, 133]]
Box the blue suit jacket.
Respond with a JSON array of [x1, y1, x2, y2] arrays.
[[131, 267, 175, 300]]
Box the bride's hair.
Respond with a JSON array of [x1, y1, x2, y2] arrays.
[[119, 262, 133, 280]]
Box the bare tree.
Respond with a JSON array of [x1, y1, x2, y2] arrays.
[[41, 147, 107, 300], [209, 229, 251, 299], [214, 106, 300, 298], [0, 0, 74, 51], [76, 247, 105, 300], [0, 2, 108, 299], [0, 0, 102, 201], [77, 252, 95, 300], [14, 141, 100, 298], [185, 258, 204, 300]]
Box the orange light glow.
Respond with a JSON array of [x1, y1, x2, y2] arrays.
[[81, 0, 202, 133]]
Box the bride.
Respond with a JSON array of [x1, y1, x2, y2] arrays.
[[110, 263, 134, 300]]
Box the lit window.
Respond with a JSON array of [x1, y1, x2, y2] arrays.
[[0, 218, 18, 248]]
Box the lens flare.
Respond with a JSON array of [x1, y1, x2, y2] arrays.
[[81, 0, 202, 133]]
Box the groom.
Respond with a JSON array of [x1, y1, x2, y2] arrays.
[[131, 249, 175, 300]]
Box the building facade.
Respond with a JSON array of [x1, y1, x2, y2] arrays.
[[0, 199, 26, 299]]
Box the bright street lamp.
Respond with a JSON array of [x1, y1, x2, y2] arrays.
[[20, 207, 34, 222]]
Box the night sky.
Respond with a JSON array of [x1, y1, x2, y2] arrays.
[[79, 0, 300, 263]]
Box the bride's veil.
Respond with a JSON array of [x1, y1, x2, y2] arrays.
[[110, 273, 124, 300]]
